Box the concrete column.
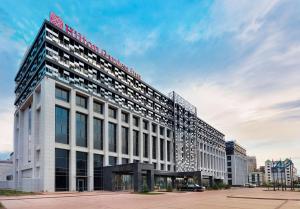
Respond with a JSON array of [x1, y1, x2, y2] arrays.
[[129, 113, 133, 163], [133, 164, 142, 192], [40, 78, 55, 192], [139, 119, 143, 162], [157, 126, 160, 170], [147, 169, 154, 191], [88, 96, 93, 191], [149, 129, 153, 164], [103, 103, 109, 166], [117, 108, 122, 164], [70, 88, 76, 191], [30, 92, 36, 183]]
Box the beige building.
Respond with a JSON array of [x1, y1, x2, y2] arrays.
[[247, 156, 257, 173]]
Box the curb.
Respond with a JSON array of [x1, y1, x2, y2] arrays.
[[227, 195, 300, 201], [0, 192, 123, 201]]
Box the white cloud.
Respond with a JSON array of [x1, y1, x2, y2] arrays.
[[169, 0, 300, 170], [123, 30, 158, 56], [0, 98, 14, 153], [177, 0, 280, 42]]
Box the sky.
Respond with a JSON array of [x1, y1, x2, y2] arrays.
[[0, 0, 299, 173]]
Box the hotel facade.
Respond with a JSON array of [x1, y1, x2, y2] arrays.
[[13, 13, 226, 192]]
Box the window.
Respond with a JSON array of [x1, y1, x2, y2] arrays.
[[143, 120, 148, 130], [160, 138, 164, 160], [122, 158, 129, 164], [109, 156, 117, 166], [122, 127, 129, 154], [228, 174, 232, 178], [167, 129, 171, 138], [121, 112, 128, 123], [76, 151, 88, 191], [93, 101, 103, 114], [55, 86, 69, 102], [76, 95, 87, 108], [167, 141, 171, 161], [94, 154, 103, 190], [161, 164, 165, 171], [152, 123, 157, 133], [94, 118, 103, 150], [160, 127, 164, 136], [227, 162, 231, 166], [55, 148, 69, 191], [227, 156, 231, 160], [108, 106, 117, 119], [133, 116, 139, 127], [76, 112, 87, 147], [108, 122, 117, 152], [227, 168, 232, 172], [133, 130, 139, 156], [55, 106, 69, 144], [152, 136, 157, 159], [153, 163, 157, 169], [143, 133, 148, 158], [167, 165, 171, 171], [28, 105, 32, 135]]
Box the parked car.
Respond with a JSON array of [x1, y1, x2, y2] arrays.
[[180, 184, 206, 192], [244, 183, 256, 188]]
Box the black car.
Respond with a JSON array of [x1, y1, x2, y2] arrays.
[[179, 184, 206, 192]]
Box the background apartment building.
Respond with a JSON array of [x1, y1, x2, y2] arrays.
[[265, 159, 297, 186]]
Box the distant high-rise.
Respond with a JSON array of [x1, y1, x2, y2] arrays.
[[247, 156, 257, 172]]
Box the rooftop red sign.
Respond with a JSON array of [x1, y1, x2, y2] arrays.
[[49, 12, 141, 80]]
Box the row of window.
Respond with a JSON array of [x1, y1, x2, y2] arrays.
[[56, 86, 172, 137], [55, 106, 171, 160]]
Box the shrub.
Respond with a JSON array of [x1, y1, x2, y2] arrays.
[[167, 184, 173, 192], [142, 184, 149, 193]]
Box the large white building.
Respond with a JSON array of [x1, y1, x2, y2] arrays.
[[13, 12, 227, 192], [225, 141, 248, 186]]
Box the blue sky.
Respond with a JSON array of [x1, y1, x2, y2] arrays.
[[0, 0, 300, 172]]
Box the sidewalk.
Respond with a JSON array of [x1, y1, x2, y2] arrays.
[[0, 191, 126, 201]]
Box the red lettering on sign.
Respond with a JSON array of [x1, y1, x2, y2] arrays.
[[50, 12, 63, 30]]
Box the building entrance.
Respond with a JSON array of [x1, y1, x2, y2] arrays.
[[114, 174, 133, 191], [77, 178, 87, 191]]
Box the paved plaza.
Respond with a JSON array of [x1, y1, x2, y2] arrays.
[[1, 188, 300, 209]]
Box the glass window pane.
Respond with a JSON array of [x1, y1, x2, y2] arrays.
[[94, 118, 103, 150], [55, 106, 69, 144], [55, 148, 69, 191], [133, 130, 139, 156], [160, 138, 164, 161], [143, 133, 148, 158], [76, 95, 87, 108], [76, 112, 87, 147], [152, 136, 156, 159], [55, 87, 69, 102], [108, 122, 117, 152], [122, 127, 128, 154], [93, 101, 103, 114]]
